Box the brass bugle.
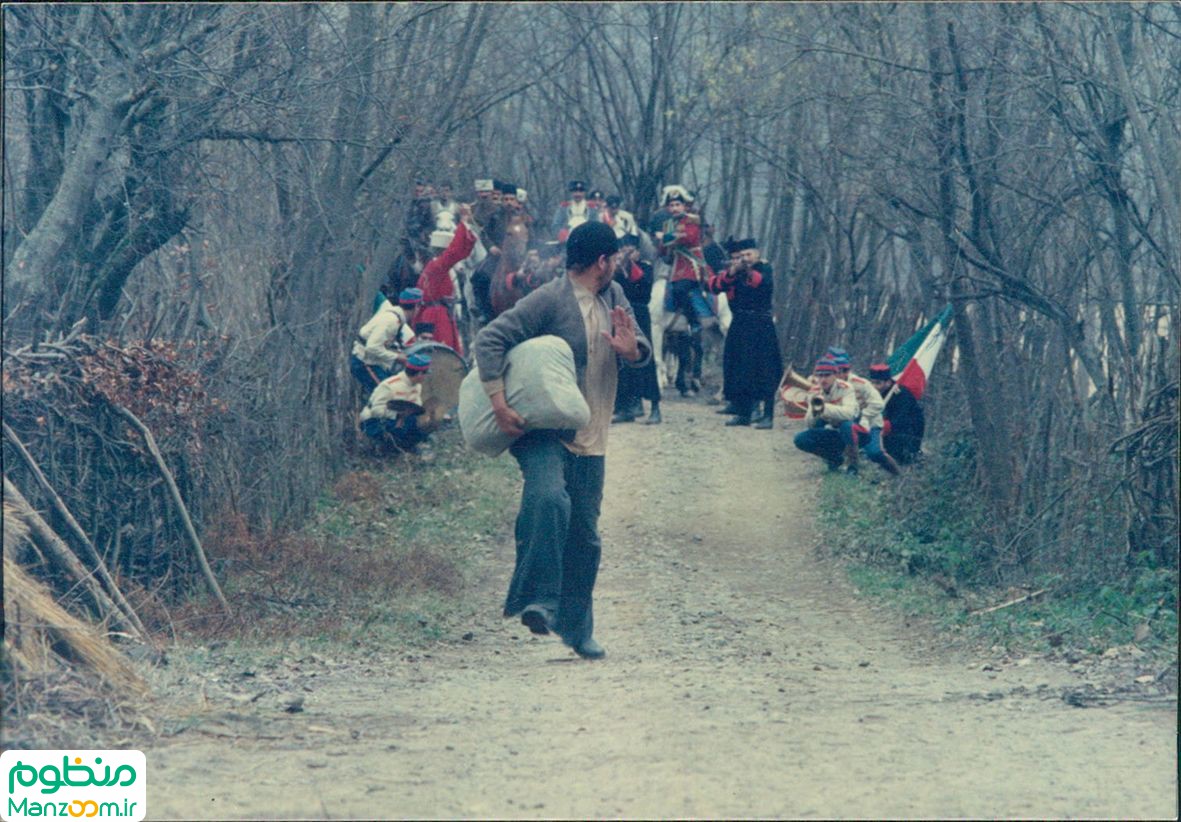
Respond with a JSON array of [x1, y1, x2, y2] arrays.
[[784, 366, 815, 392]]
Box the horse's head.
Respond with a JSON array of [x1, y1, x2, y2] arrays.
[[488, 213, 536, 319], [500, 213, 530, 272]]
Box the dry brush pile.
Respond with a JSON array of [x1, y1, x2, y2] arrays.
[[2, 327, 233, 736]]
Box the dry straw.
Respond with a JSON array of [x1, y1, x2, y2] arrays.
[[3, 503, 147, 739]]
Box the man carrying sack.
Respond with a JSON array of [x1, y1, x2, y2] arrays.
[[473, 221, 652, 660]]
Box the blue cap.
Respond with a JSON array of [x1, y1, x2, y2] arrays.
[[825, 346, 850, 367], [398, 287, 423, 305], [405, 352, 432, 372]]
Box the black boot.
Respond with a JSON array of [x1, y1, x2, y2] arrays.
[[725, 415, 752, 426], [645, 403, 663, 425], [754, 396, 775, 429]]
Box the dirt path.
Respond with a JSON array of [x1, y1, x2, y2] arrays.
[[144, 400, 1176, 820]]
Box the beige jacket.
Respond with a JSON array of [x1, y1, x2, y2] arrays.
[[846, 372, 885, 429], [359, 372, 423, 423], [352, 302, 413, 371], [803, 379, 860, 427]]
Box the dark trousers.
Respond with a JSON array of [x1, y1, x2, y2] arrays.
[[665, 279, 714, 330], [860, 426, 895, 468], [360, 413, 427, 450], [350, 354, 392, 395], [793, 426, 847, 466], [733, 394, 776, 420], [504, 430, 605, 646], [836, 420, 860, 449]]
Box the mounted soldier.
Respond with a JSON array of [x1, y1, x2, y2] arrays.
[[474, 178, 495, 204], [653, 185, 715, 396], [551, 180, 599, 243], [601, 194, 639, 239], [469, 187, 519, 325]]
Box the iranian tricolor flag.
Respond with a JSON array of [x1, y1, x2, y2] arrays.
[[886, 304, 954, 401]]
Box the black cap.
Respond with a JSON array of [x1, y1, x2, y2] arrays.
[[566, 221, 620, 269], [568, 180, 587, 192], [606, 194, 622, 208]]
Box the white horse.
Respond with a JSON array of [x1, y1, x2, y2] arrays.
[[648, 264, 730, 391]]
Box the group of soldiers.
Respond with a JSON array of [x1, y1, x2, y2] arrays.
[[790, 347, 926, 476], [563, 180, 928, 475], [348, 174, 926, 473], [350, 175, 545, 455]]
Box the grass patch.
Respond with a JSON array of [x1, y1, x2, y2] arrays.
[[183, 428, 521, 649], [818, 459, 1178, 661]]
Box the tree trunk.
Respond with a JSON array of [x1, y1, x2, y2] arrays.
[[925, 5, 1015, 513], [6, 87, 129, 316]]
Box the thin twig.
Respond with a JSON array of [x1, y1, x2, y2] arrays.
[[970, 588, 1050, 616], [114, 404, 231, 616], [3, 421, 150, 642], [3, 476, 133, 634]]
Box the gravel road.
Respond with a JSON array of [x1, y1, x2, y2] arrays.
[[144, 400, 1177, 819]]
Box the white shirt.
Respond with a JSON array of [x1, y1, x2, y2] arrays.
[[566, 281, 617, 457], [352, 302, 413, 370], [359, 372, 424, 423]]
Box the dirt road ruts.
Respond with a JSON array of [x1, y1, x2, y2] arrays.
[[144, 401, 1177, 819]]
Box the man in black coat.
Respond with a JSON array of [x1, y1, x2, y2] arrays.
[[612, 235, 662, 424], [707, 237, 783, 429], [867, 363, 925, 465]]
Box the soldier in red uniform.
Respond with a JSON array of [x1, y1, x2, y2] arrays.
[[416, 204, 478, 355], [654, 185, 714, 395]]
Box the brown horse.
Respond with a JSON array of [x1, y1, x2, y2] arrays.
[[488, 212, 532, 318]]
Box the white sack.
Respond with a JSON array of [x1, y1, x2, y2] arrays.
[[458, 335, 590, 456]]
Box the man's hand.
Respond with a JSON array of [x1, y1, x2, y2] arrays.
[[490, 391, 525, 436], [458, 203, 473, 222], [602, 306, 640, 361]]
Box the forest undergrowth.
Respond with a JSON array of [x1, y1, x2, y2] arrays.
[[175, 429, 520, 651], [817, 435, 1179, 674]]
